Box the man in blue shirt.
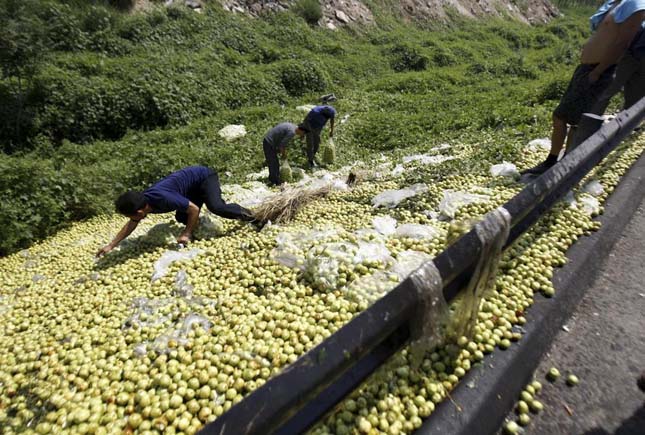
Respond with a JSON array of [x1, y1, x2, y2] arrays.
[[301, 105, 337, 168], [96, 166, 256, 256], [591, 0, 645, 115], [263, 122, 308, 185]]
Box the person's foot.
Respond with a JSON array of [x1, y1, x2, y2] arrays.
[[520, 160, 555, 176], [308, 160, 318, 169], [249, 218, 267, 231]]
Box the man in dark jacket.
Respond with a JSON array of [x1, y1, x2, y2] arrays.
[[96, 166, 256, 256], [301, 105, 336, 168], [262, 122, 308, 186]]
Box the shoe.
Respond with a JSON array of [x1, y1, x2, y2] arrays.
[[249, 219, 267, 231], [520, 160, 555, 176], [308, 160, 319, 169]]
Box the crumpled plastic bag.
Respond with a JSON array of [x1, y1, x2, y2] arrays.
[[144, 313, 212, 355], [151, 248, 203, 281], [193, 215, 225, 240], [579, 195, 600, 216], [582, 180, 604, 196], [372, 215, 397, 236], [526, 138, 551, 152], [391, 164, 405, 177], [391, 250, 432, 279], [439, 190, 490, 218], [563, 191, 577, 208], [222, 183, 272, 208], [354, 241, 392, 264], [372, 184, 428, 208], [394, 223, 439, 240], [218, 124, 247, 141], [490, 162, 520, 179]]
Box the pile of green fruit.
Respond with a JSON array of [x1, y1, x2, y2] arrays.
[[0, 134, 643, 435]]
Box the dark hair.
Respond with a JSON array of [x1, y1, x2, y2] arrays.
[[297, 124, 310, 133], [115, 191, 147, 216]]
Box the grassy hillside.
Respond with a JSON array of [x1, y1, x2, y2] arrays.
[[0, 0, 598, 255]]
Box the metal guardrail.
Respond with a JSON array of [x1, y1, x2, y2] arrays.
[[198, 97, 645, 435]]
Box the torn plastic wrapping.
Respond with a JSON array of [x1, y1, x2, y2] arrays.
[[343, 271, 400, 305], [142, 313, 212, 355], [372, 184, 428, 208], [408, 260, 448, 366], [448, 207, 511, 340], [218, 124, 247, 141], [579, 195, 601, 216], [438, 190, 490, 219], [124, 297, 174, 329], [372, 215, 397, 236], [582, 180, 604, 196], [402, 154, 455, 166], [222, 182, 272, 208], [394, 223, 439, 240], [354, 241, 393, 264], [192, 215, 225, 240], [151, 248, 203, 281], [344, 250, 429, 305], [526, 138, 551, 152], [490, 162, 520, 179], [174, 270, 194, 297], [304, 242, 358, 289]]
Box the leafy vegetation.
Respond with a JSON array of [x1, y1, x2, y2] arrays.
[[0, 1, 601, 255], [292, 0, 323, 25]]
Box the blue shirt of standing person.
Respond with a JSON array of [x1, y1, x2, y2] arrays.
[[96, 166, 257, 257]]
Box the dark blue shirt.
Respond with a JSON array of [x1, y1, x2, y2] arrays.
[[143, 166, 212, 213], [305, 105, 337, 130]]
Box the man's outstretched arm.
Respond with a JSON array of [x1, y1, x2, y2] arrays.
[[96, 219, 140, 257]]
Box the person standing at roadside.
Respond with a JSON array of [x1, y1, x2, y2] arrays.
[[301, 105, 336, 168], [590, 0, 645, 116], [522, 0, 645, 176]]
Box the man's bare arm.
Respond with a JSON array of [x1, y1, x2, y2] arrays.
[[96, 219, 139, 257], [591, 12, 645, 81], [178, 202, 200, 244]]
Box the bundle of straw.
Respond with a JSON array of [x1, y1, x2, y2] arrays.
[[252, 184, 332, 223]]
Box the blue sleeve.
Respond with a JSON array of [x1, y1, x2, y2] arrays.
[[613, 0, 645, 24], [590, 0, 616, 31]]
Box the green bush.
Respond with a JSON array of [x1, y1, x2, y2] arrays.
[[536, 78, 569, 103], [388, 43, 428, 72], [278, 60, 328, 96], [292, 0, 323, 25]]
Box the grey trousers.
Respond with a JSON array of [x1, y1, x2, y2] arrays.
[[590, 52, 645, 115], [263, 139, 281, 185]]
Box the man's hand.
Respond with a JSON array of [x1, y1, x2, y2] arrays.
[[96, 244, 114, 258], [177, 233, 191, 245]]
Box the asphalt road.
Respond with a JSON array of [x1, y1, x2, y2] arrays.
[[512, 200, 645, 435]]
